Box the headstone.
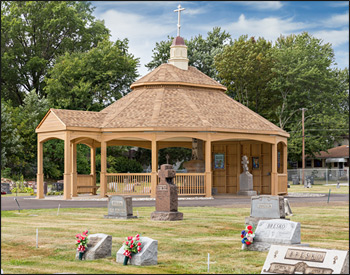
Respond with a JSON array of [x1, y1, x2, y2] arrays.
[[337, 182, 340, 189], [75, 233, 112, 260], [104, 196, 137, 219], [292, 175, 299, 185], [245, 195, 286, 228], [261, 244, 349, 274], [52, 182, 63, 192], [151, 164, 183, 221], [1, 183, 11, 194], [247, 219, 307, 252], [237, 156, 257, 196], [116, 237, 158, 266]]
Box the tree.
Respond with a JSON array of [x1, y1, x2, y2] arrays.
[[215, 35, 274, 114], [1, 1, 110, 106], [268, 32, 348, 161], [45, 39, 139, 111], [146, 27, 231, 80]]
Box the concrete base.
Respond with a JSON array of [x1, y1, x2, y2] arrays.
[[104, 215, 137, 219], [237, 190, 257, 196], [150, 211, 183, 221], [246, 242, 309, 252], [245, 216, 289, 229]]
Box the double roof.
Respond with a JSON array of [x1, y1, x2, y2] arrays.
[[37, 63, 289, 137]]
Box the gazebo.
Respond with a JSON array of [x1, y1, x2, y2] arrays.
[[36, 33, 289, 200]]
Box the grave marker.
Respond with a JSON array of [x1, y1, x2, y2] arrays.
[[104, 196, 137, 219], [116, 237, 158, 266], [261, 245, 349, 274], [237, 156, 257, 196], [75, 233, 112, 260], [151, 164, 183, 221]]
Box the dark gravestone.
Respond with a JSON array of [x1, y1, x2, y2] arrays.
[[292, 175, 300, 185], [34, 182, 48, 195], [52, 182, 63, 192], [104, 195, 136, 219], [151, 164, 183, 221]]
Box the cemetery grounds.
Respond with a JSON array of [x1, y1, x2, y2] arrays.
[[1, 184, 349, 274]]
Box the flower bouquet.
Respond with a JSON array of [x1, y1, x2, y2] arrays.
[[122, 234, 142, 265], [76, 230, 89, 260], [241, 225, 255, 249]]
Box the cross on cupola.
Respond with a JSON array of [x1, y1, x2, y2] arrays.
[[168, 4, 189, 70], [174, 4, 185, 37]]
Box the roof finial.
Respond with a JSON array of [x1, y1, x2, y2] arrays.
[[174, 4, 185, 37]]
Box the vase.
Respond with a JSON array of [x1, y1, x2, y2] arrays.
[[241, 243, 247, 250], [78, 251, 84, 260], [123, 255, 129, 265]]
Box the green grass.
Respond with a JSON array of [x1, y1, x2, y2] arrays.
[[1, 204, 349, 274], [288, 183, 349, 194]]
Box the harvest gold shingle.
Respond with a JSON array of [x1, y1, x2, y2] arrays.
[[50, 109, 106, 128]]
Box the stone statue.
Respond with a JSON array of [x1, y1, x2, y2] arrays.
[[237, 155, 257, 196]]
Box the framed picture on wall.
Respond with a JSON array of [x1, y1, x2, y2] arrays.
[[252, 157, 259, 169], [214, 153, 225, 169]]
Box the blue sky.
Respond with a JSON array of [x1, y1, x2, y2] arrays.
[[91, 1, 349, 77]]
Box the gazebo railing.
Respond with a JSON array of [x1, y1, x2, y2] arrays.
[[106, 173, 152, 195], [278, 174, 288, 195], [106, 173, 206, 196]]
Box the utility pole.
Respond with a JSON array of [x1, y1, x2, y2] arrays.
[[300, 108, 308, 187]]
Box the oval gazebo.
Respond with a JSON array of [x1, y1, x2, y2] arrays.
[[36, 35, 289, 200]]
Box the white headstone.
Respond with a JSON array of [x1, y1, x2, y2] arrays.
[[251, 196, 285, 219], [116, 237, 158, 266], [75, 233, 112, 260], [255, 219, 300, 244], [261, 245, 349, 274]]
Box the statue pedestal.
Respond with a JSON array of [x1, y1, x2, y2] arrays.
[[238, 171, 257, 196], [183, 159, 205, 173]]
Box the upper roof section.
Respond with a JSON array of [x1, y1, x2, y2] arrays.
[[172, 36, 185, 46], [130, 63, 226, 91], [314, 145, 349, 158]]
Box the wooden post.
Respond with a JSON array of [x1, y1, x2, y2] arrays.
[[283, 142, 288, 175], [236, 142, 241, 193], [71, 142, 78, 197], [271, 143, 278, 195], [90, 146, 96, 195], [36, 138, 44, 199], [205, 139, 212, 197], [151, 138, 158, 198], [63, 132, 72, 199], [100, 141, 107, 198]]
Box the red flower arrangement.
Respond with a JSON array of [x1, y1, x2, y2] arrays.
[[76, 230, 89, 254], [122, 234, 142, 265]]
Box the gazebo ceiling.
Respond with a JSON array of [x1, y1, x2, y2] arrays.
[[36, 63, 289, 138]]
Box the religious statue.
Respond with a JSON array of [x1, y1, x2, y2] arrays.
[[241, 155, 249, 172]]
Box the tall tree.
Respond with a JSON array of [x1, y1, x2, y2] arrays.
[[1, 1, 109, 106], [45, 39, 139, 111], [146, 27, 231, 80], [215, 35, 274, 114], [268, 32, 348, 161]]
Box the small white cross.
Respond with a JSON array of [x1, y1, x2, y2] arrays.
[[174, 4, 185, 37]]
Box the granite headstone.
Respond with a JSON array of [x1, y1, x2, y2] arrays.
[[261, 245, 349, 274], [151, 164, 183, 221], [104, 196, 137, 219], [116, 237, 158, 266], [1, 183, 11, 194], [75, 233, 112, 260]]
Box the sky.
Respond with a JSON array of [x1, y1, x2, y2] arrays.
[[91, 1, 349, 78]]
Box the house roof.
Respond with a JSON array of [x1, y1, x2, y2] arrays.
[[314, 145, 349, 158], [37, 63, 289, 137]]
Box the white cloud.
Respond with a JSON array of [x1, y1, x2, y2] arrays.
[[323, 11, 349, 28], [99, 9, 175, 77], [312, 29, 349, 47], [332, 50, 349, 69], [235, 1, 283, 10], [223, 14, 310, 42]]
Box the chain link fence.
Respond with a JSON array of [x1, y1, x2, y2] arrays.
[[287, 168, 349, 185]]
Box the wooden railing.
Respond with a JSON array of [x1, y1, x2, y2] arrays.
[[106, 173, 151, 195], [77, 174, 95, 194], [278, 174, 288, 195], [175, 173, 206, 195], [106, 173, 206, 196]]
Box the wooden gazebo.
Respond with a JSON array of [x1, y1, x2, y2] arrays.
[[36, 35, 289, 200]]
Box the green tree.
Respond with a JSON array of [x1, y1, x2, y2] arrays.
[[1, 1, 109, 106], [45, 39, 139, 111], [146, 27, 231, 80], [215, 35, 274, 114], [268, 32, 348, 161]]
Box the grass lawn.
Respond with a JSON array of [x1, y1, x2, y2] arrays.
[[1, 203, 349, 274], [288, 183, 349, 194]]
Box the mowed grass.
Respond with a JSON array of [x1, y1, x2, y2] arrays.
[[288, 183, 349, 194], [1, 203, 349, 274]]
